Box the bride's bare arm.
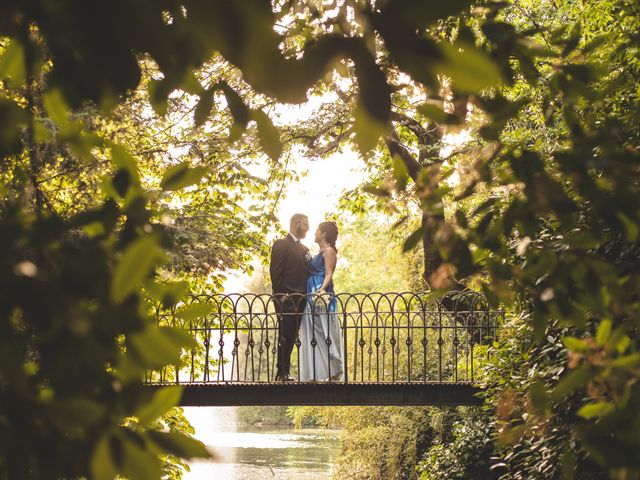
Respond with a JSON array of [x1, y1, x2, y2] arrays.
[[319, 247, 337, 292]]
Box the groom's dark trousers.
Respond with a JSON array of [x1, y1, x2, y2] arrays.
[[269, 234, 309, 379]]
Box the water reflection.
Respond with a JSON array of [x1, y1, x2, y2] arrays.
[[184, 407, 340, 479]]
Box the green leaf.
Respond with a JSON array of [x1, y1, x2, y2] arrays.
[[128, 328, 178, 368], [565, 231, 599, 249], [128, 326, 196, 369], [577, 401, 614, 419], [552, 364, 591, 401], [455, 209, 468, 228], [403, 226, 424, 253], [417, 104, 459, 124], [437, 42, 502, 93], [148, 430, 210, 459], [605, 327, 630, 353], [582, 34, 608, 54], [353, 50, 391, 126], [363, 184, 391, 197], [391, 215, 409, 230], [0, 99, 27, 154], [148, 78, 170, 116], [392, 154, 409, 190], [115, 352, 146, 383], [617, 212, 639, 242], [68, 131, 103, 161], [0, 39, 26, 87], [176, 302, 213, 321], [162, 326, 198, 350], [611, 353, 640, 369], [194, 89, 215, 127], [354, 101, 386, 155], [529, 381, 548, 413], [252, 110, 282, 160], [111, 236, 165, 304], [563, 336, 590, 352], [91, 436, 118, 480], [135, 386, 183, 425], [43, 89, 71, 128], [560, 446, 577, 480], [160, 163, 207, 191], [146, 281, 190, 307], [111, 144, 140, 183], [112, 169, 131, 198], [596, 319, 612, 347], [179, 70, 205, 96], [47, 398, 106, 432], [562, 21, 581, 57], [219, 83, 249, 141], [472, 197, 499, 216], [121, 432, 161, 480]]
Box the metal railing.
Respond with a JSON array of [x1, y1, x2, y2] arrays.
[[146, 290, 502, 385]]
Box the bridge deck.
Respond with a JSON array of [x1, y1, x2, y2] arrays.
[[150, 382, 483, 406]]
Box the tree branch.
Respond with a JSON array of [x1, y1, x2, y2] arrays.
[[384, 130, 420, 180]]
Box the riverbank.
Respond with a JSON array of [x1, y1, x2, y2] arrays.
[[235, 406, 294, 427]]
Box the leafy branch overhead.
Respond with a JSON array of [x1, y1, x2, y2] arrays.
[[0, 0, 509, 160], [0, 0, 639, 479]]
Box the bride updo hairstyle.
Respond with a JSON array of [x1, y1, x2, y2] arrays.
[[318, 221, 338, 252]]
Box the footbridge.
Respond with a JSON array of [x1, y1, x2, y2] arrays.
[[146, 291, 502, 406]]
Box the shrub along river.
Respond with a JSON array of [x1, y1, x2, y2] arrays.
[[183, 407, 341, 479]]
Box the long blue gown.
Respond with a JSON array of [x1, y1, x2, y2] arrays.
[[299, 251, 344, 381]]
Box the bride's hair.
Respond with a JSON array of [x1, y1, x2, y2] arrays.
[[318, 221, 338, 252]]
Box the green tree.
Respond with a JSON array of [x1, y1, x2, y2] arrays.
[[303, 1, 640, 477], [332, 214, 416, 293], [1, 1, 639, 479]]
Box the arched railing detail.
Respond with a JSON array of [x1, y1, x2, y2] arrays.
[[146, 291, 503, 386]]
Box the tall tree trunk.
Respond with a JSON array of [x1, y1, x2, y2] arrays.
[[385, 111, 447, 287], [422, 211, 444, 284]]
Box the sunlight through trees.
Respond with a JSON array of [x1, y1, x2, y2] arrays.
[[1, 0, 639, 478]]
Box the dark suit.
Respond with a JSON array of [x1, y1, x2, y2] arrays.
[[269, 234, 309, 378]]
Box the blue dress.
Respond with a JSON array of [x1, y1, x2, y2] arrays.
[[299, 251, 344, 381], [306, 251, 337, 309]]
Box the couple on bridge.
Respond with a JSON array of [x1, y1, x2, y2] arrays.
[[269, 214, 344, 382]]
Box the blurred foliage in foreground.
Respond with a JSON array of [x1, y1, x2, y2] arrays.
[[1, 0, 639, 479]]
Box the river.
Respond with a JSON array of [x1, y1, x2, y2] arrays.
[[183, 407, 341, 479]]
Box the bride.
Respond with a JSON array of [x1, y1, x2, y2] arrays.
[[299, 221, 344, 381]]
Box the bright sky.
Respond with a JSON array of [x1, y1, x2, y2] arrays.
[[270, 92, 365, 234], [221, 92, 368, 292], [223, 144, 364, 293], [275, 146, 363, 238]]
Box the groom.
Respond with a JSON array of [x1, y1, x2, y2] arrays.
[[269, 213, 310, 381]]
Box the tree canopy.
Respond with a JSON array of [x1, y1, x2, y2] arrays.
[[1, 0, 639, 478]]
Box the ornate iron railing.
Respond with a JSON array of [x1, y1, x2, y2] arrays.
[[146, 290, 502, 385]]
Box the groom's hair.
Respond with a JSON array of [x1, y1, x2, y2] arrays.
[[289, 213, 308, 229]]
